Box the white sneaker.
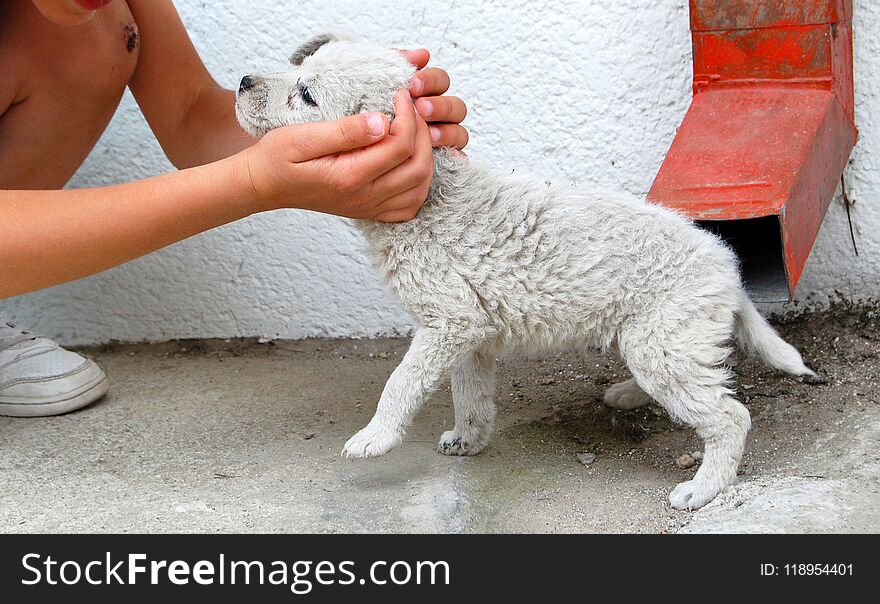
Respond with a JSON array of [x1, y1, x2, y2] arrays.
[[0, 321, 109, 417]]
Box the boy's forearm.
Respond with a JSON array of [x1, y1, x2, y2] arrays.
[[0, 157, 254, 299], [126, 0, 256, 169], [165, 85, 259, 169]]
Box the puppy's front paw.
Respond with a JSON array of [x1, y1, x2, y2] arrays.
[[669, 478, 722, 511], [343, 423, 402, 459], [437, 429, 487, 456]]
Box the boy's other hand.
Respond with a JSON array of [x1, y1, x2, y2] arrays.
[[402, 49, 469, 151]]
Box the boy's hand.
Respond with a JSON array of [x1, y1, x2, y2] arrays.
[[238, 91, 433, 223], [402, 49, 469, 150]]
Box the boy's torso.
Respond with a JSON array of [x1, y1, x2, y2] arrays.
[[0, 0, 139, 189]]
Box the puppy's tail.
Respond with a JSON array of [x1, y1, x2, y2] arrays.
[[735, 292, 816, 377]]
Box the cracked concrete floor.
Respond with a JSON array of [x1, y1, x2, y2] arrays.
[[1, 309, 878, 533]]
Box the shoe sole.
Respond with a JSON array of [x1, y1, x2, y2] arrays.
[[0, 365, 110, 418]]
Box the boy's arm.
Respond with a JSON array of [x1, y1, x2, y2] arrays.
[[1, 98, 435, 299], [127, 0, 253, 169], [127, 1, 470, 169]]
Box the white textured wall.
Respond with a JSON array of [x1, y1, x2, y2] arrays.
[[2, 0, 878, 345]]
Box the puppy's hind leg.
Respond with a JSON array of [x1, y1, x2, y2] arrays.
[[603, 377, 652, 410], [439, 348, 497, 456], [343, 327, 477, 459], [619, 321, 750, 511]]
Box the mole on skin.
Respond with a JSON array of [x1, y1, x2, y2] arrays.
[[123, 22, 138, 53]]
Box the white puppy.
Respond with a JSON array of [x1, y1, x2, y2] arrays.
[[236, 34, 816, 510]]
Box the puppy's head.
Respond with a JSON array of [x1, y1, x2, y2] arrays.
[[235, 33, 415, 138]]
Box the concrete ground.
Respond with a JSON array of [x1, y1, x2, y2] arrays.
[[1, 308, 878, 534]]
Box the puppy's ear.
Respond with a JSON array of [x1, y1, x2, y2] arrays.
[[290, 32, 360, 65], [290, 34, 337, 65]]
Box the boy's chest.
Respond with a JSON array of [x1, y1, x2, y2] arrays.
[[1, 1, 140, 104], [0, 1, 140, 188]]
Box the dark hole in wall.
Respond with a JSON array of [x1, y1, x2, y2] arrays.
[[698, 216, 789, 303]]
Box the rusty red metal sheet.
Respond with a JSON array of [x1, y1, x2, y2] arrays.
[[647, 0, 857, 300], [781, 96, 856, 295], [693, 27, 833, 81], [690, 0, 851, 31], [648, 87, 842, 220]]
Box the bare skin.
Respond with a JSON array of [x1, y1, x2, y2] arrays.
[[0, 0, 469, 299]]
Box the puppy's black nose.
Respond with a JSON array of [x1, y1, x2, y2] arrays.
[[239, 75, 255, 92]]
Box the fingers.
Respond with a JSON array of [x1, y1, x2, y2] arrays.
[[281, 112, 390, 162], [389, 89, 418, 139], [428, 123, 470, 150], [414, 95, 467, 125], [399, 53, 469, 149], [400, 48, 430, 70], [410, 67, 450, 98], [373, 207, 423, 223], [370, 113, 434, 201], [347, 90, 419, 181], [371, 168, 432, 222]]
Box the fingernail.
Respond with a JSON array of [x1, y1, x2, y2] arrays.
[[429, 126, 441, 142], [417, 99, 433, 118], [367, 113, 386, 137], [410, 76, 424, 94]]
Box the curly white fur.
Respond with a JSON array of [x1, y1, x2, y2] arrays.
[[236, 35, 816, 510]]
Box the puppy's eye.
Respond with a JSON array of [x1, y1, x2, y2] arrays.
[[301, 86, 317, 107]]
